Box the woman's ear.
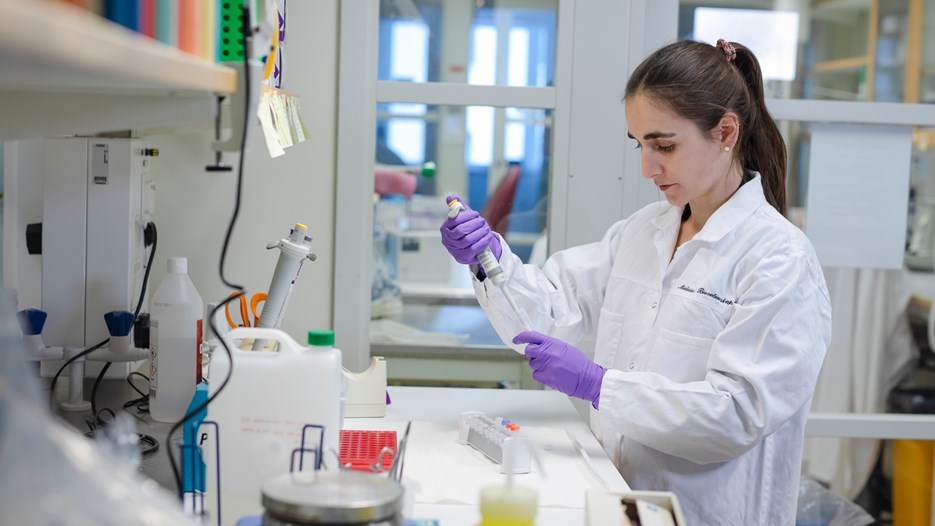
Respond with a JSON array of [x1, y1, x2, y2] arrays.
[[718, 112, 740, 150]]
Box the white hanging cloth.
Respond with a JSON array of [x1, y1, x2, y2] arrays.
[[803, 267, 917, 498]]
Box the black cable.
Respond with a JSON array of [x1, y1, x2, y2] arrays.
[[127, 371, 149, 398], [167, 2, 252, 498], [132, 223, 157, 320], [88, 220, 159, 449], [82, 426, 159, 457], [94, 408, 115, 424], [49, 338, 109, 412], [123, 398, 149, 412], [84, 407, 116, 432], [90, 361, 112, 420], [124, 372, 150, 413], [90, 222, 158, 426], [139, 433, 159, 455]]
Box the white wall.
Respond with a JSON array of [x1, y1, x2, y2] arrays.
[[2, 139, 43, 309], [148, 1, 339, 342], [561, 0, 677, 249]]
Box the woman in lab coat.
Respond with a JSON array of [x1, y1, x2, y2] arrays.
[[441, 39, 831, 525]]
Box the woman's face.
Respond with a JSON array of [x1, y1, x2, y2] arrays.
[[625, 93, 734, 212]]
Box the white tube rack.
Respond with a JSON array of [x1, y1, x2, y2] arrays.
[[458, 411, 532, 474]]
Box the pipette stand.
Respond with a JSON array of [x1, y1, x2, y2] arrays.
[[344, 356, 388, 418]]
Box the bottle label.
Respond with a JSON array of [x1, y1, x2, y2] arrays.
[[149, 320, 159, 394], [477, 249, 501, 276]]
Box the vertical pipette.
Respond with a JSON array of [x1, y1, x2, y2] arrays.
[[502, 286, 534, 334], [252, 224, 316, 350], [447, 198, 534, 335]]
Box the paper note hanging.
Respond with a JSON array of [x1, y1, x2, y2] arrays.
[[294, 95, 311, 142], [269, 91, 293, 148], [285, 95, 305, 144], [257, 91, 285, 158]]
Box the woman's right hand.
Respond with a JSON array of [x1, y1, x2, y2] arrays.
[[440, 194, 502, 265]]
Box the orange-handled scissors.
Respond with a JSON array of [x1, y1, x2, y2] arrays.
[[225, 291, 267, 328]]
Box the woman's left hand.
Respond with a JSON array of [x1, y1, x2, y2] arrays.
[[513, 331, 607, 409]]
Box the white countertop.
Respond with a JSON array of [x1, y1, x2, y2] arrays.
[[344, 386, 627, 526]]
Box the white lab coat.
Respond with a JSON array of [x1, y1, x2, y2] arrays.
[[473, 175, 832, 525]]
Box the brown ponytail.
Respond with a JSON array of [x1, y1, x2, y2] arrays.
[[625, 40, 787, 215]]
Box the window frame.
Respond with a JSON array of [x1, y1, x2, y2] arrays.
[[334, 0, 683, 370]]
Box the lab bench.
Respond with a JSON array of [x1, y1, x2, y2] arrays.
[[57, 380, 624, 526], [346, 386, 629, 525]]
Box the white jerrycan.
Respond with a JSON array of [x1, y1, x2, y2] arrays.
[[202, 327, 342, 526]]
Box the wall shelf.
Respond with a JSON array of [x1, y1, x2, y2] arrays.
[[0, 0, 237, 140]]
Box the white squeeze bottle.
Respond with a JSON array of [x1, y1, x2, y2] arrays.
[[149, 257, 204, 423]]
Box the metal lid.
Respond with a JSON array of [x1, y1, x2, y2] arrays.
[[262, 471, 404, 524]]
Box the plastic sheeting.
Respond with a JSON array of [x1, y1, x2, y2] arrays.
[[0, 289, 202, 526]]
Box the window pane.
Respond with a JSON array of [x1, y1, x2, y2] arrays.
[[387, 120, 426, 165], [677, 1, 919, 102], [907, 127, 935, 268], [469, 26, 497, 86], [508, 28, 530, 87], [378, 0, 558, 86], [372, 104, 553, 347], [505, 122, 525, 161], [389, 21, 429, 82], [466, 106, 494, 165]]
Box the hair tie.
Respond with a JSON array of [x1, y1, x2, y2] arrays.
[[716, 39, 736, 63]]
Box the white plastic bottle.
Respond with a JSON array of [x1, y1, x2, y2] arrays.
[[149, 257, 204, 423], [204, 327, 343, 522], [307, 330, 348, 425]]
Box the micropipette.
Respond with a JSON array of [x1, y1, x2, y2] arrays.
[[252, 223, 316, 350], [447, 198, 535, 336], [501, 286, 534, 334]]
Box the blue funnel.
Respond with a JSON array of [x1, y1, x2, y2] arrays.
[[104, 311, 135, 337], [16, 309, 47, 335]]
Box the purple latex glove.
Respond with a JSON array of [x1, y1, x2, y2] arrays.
[[513, 331, 607, 409], [439, 194, 502, 266]]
